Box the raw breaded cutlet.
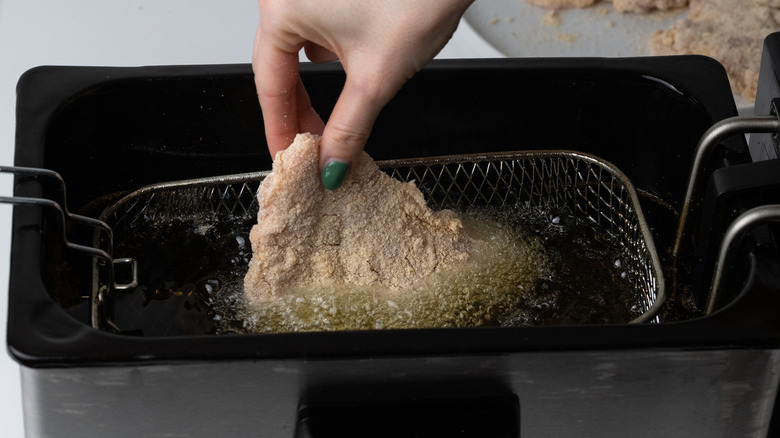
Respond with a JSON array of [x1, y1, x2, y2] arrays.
[[650, 0, 780, 100], [524, 0, 687, 12], [612, 0, 688, 13], [524, 0, 598, 10], [243, 133, 471, 304]]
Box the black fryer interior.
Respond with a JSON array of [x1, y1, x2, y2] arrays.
[[26, 58, 743, 329]]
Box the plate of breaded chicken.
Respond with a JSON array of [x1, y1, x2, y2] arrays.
[[464, 0, 780, 107]]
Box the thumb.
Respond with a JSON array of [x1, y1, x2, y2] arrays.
[[319, 73, 398, 190]]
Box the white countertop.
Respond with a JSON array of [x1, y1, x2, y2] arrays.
[[0, 2, 500, 436]]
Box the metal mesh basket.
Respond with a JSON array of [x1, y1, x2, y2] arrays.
[[96, 150, 665, 328]]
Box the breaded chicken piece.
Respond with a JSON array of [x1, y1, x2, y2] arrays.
[[243, 133, 470, 304], [524, 0, 686, 11], [612, 0, 688, 12], [650, 0, 780, 101], [524, 0, 598, 10]]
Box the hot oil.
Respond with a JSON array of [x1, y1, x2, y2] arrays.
[[109, 214, 256, 336], [229, 208, 551, 333], [110, 205, 645, 336]]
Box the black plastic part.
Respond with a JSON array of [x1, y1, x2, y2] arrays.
[[750, 33, 780, 160], [773, 99, 780, 153], [692, 159, 780, 308], [295, 395, 520, 438]]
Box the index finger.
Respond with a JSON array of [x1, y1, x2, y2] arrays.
[[252, 25, 303, 159]]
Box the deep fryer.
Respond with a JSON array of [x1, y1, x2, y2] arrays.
[[5, 33, 780, 437]]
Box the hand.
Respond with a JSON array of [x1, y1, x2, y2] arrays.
[[252, 0, 474, 189]]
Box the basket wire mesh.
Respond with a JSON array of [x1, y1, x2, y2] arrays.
[[96, 150, 665, 328]]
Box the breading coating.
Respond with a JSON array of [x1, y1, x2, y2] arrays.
[[650, 0, 780, 101], [243, 133, 470, 304]]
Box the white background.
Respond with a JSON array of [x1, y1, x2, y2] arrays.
[[0, 1, 499, 436]]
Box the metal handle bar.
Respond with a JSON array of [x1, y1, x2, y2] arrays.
[[0, 194, 138, 287], [0, 165, 114, 254], [673, 115, 780, 257], [0, 195, 115, 275], [1, 166, 138, 329], [706, 204, 780, 314]]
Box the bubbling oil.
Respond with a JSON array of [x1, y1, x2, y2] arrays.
[[109, 205, 646, 336], [226, 209, 551, 333]]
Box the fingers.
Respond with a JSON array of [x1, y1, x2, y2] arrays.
[[254, 0, 473, 188], [253, 21, 323, 159], [252, 25, 301, 158], [318, 69, 400, 190], [295, 76, 325, 136]]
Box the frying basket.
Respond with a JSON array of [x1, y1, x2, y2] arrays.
[[94, 150, 665, 330]]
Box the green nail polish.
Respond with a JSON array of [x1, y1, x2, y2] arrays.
[[321, 160, 350, 190]]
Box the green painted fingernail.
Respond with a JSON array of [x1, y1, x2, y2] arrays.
[[321, 160, 350, 190]]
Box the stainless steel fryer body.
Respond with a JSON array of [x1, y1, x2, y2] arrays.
[[20, 349, 780, 438]]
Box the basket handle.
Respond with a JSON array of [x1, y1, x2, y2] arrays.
[[0, 165, 115, 253], [0, 195, 115, 267], [1, 166, 138, 327], [706, 204, 780, 314], [673, 115, 780, 258]]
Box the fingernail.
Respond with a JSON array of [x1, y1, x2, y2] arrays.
[[321, 160, 350, 190]]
